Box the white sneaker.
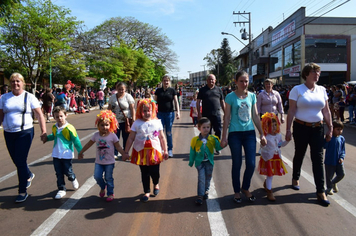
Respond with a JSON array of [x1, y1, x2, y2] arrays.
[[168, 150, 173, 158], [54, 190, 66, 199], [71, 179, 79, 189]]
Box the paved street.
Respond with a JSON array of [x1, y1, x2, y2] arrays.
[[0, 110, 356, 236]]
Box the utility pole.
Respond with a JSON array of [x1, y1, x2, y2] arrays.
[[233, 11, 252, 78]]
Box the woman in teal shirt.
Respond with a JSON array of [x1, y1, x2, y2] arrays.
[[221, 71, 266, 203]]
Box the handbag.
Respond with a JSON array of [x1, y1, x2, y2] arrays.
[[117, 94, 133, 133]]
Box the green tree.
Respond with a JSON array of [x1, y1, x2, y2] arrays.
[[0, 0, 20, 20], [0, 0, 84, 90], [204, 38, 237, 85]]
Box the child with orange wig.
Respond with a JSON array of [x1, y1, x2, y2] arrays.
[[124, 99, 168, 202], [78, 110, 129, 202], [258, 112, 289, 201]]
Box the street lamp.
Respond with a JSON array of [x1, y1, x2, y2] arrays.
[[221, 32, 247, 46]]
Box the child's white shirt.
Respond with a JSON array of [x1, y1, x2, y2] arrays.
[[260, 133, 289, 161], [131, 119, 163, 152]]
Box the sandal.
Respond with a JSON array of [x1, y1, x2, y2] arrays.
[[99, 189, 105, 198], [106, 195, 114, 202]]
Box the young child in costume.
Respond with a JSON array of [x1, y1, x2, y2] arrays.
[[43, 106, 82, 199], [124, 99, 168, 203], [78, 110, 129, 202], [189, 94, 198, 127], [189, 117, 223, 205], [258, 112, 289, 201], [324, 120, 346, 195]]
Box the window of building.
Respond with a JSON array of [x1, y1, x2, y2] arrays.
[[270, 50, 282, 72], [284, 41, 301, 68], [305, 38, 347, 63]]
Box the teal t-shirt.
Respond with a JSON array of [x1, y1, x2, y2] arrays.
[[225, 91, 256, 132]]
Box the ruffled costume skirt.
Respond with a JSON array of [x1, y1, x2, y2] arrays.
[[130, 139, 163, 166], [258, 154, 287, 176]]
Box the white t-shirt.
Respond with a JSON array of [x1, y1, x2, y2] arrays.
[[0, 91, 40, 132], [131, 119, 163, 152], [91, 132, 119, 165], [52, 123, 74, 159], [108, 93, 135, 123], [289, 84, 328, 122]]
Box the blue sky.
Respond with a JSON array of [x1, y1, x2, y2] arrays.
[[55, 0, 355, 80]]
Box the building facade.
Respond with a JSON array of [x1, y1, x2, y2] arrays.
[[237, 7, 356, 85]]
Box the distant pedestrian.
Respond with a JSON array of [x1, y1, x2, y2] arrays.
[[96, 88, 105, 110], [124, 99, 168, 203], [324, 120, 345, 195], [78, 110, 128, 202], [42, 88, 55, 122], [42, 106, 82, 199], [190, 93, 198, 127], [197, 74, 225, 155], [154, 75, 180, 158], [189, 117, 224, 205]]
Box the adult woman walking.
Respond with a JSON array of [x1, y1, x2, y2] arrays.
[[154, 75, 180, 158], [108, 82, 135, 154], [257, 79, 285, 122], [0, 73, 47, 202], [221, 71, 266, 203], [285, 63, 333, 206]]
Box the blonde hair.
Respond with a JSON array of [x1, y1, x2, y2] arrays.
[[10, 73, 25, 83]]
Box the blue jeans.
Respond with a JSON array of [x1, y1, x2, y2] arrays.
[[53, 158, 76, 191], [228, 130, 256, 193], [98, 100, 104, 110], [348, 105, 355, 122], [196, 161, 213, 197], [114, 122, 129, 155], [157, 112, 175, 151], [4, 127, 34, 194], [94, 163, 115, 196], [292, 121, 325, 193]]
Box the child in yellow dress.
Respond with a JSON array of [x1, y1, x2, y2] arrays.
[[124, 99, 168, 202], [258, 112, 289, 201]]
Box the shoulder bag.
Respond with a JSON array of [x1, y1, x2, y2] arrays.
[[117, 94, 133, 133]]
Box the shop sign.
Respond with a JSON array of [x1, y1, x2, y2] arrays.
[[272, 20, 295, 47], [289, 73, 300, 77], [283, 65, 300, 75]]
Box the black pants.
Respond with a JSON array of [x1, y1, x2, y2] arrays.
[[292, 121, 325, 193], [139, 164, 160, 194], [205, 114, 222, 139]]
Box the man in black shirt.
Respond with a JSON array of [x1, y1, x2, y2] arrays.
[[197, 74, 225, 154]]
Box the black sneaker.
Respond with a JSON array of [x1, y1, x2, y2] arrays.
[[15, 193, 28, 203], [195, 198, 203, 205], [203, 193, 209, 200], [26, 173, 35, 189]]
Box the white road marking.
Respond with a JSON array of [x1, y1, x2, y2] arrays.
[[30, 177, 96, 236], [0, 132, 94, 184], [194, 128, 230, 236]]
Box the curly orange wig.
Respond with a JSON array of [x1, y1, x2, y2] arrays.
[[95, 110, 118, 133], [136, 99, 157, 120], [261, 112, 280, 135]]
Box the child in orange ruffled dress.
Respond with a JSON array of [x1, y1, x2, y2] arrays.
[[258, 112, 289, 201], [124, 99, 168, 202]]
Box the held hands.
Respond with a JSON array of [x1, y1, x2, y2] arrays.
[[325, 130, 332, 142], [220, 137, 228, 148], [122, 152, 130, 161], [285, 130, 292, 142], [40, 133, 47, 143], [260, 135, 267, 146], [78, 153, 84, 160]]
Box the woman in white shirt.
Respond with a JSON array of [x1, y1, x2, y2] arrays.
[[0, 73, 46, 203], [285, 63, 333, 207]]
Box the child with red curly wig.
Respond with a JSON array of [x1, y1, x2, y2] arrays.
[[78, 110, 129, 202], [124, 99, 168, 202], [258, 112, 289, 201]]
